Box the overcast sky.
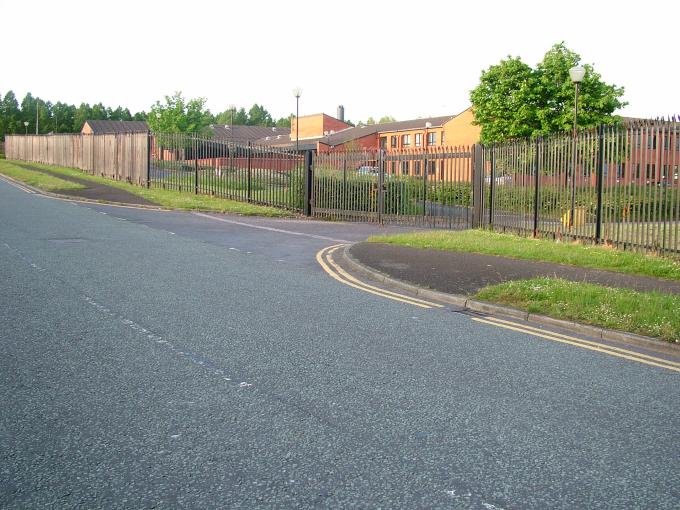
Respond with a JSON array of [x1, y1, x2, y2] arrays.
[[2, 0, 678, 122]]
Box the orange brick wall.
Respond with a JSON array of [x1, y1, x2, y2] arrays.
[[291, 114, 351, 141], [442, 108, 480, 147]]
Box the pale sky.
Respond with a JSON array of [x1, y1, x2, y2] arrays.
[[2, 0, 678, 122]]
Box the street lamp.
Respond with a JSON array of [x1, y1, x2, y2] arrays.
[[568, 65, 585, 230], [228, 104, 235, 143], [24, 121, 29, 135], [293, 87, 301, 151]]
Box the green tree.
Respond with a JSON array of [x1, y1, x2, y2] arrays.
[[214, 106, 248, 125], [275, 114, 294, 128], [246, 104, 274, 126], [73, 103, 92, 132], [52, 101, 75, 133], [3, 91, 24, 135], [366, 117, 376, 125], [470, 43, 626, 143], [148, 92, 213, 133], [378, 115, 396, 124]]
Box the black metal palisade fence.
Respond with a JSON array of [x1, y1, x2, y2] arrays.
[[4, 119, 680, 256]]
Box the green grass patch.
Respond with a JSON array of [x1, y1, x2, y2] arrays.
[[368, 229, 680, 281], [6, 161, 293, 217], [475, 278, 680, 343], [0, 160, 85, 191]]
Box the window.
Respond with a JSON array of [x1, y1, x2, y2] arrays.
[[390, 136, 397, 148], [616, 163, 625, 179], [414, 161, 421, 175], [380, 137, 387, 149], [401, 161, 410, 175], [427, 132, 436, 145], [647, 135, 657, 150], [635, 163, 641, 179], [441, 132, 445, 145], [415, 133, 422, 147], [646, 163, 656, 180], [402, 134, 411, 147], [428, 160, 436, 176], [390, 161, 396, 174]]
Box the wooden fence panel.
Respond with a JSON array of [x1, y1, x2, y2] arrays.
[[4, 133, 148, 185]]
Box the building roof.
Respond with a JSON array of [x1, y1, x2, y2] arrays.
[[209, 125, 291, 143], [84, 120, 149, 134]]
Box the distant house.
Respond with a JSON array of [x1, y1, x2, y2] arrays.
[[81, 120, 149, 135], [208, 125, 291, 145]]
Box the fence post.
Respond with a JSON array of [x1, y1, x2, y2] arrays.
[[193, 137, 199, 194], [471, 144, 484, 228], [423, 151, 428, 218], [533, 137, 541, 237], [489, 144, 495, 228], [146, 131, 151, 189], [378, 150, 385, 224], [595, 124, 605, 243], [247, 142, 252, 202], [304, 149, 313, 216]]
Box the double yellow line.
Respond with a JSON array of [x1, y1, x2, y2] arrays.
[[316, 243, 679, 373], [473, 316, 680, 373], [316, 244, 444, 309]]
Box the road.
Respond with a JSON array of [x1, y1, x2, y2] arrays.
[[1, 178, 679, 509]]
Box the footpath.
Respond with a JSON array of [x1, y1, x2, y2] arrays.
[[349, 242, 680, 296], [14, 163, 158, 206]]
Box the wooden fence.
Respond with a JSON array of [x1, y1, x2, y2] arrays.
[[4, 133, 149, 185]]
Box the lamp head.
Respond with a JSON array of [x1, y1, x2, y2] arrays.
[[569, 66, 586, 83], [293, 87, 302, 99]]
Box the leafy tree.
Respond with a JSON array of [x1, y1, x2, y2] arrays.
[[246, 104, 274, 126], [3, 91, 23, 135], [366, 117, 376, 125], [20, 93, 51, 134], [73, 103, 92, 132], [214, 106, 248, 125], [148, 91, 213, 133], [470, 43, 626, 143], [52, 102, 75, 133], [275, 114, 294, 128], [378, 115, 396, 124]]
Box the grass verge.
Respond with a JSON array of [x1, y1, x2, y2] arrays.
[[3, 161, 293, 217], [368, 229, 680, 281], [475, 278, 680, 343], [0, 160, 85, 191]]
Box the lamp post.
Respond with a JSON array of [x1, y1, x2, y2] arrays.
[[24, 121, 29, 135], [568, 65, 585, 230], [228, 104, 235, 143], [36, 102, 39, 135], [293, 87, 301, 151]]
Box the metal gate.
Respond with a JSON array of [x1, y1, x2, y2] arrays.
[[312, 147, 474, 228]]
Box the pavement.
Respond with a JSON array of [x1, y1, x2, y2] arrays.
[[350, 241, 680, 296], [1, 177, 680, 509], [14, 162, 158, 206]]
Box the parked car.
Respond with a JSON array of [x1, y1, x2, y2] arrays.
[[356, 165, 380, 177]]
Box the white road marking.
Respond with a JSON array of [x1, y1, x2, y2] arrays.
[[192, 211, 351, 243]]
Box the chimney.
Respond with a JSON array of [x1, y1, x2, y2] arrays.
[[337, 105, 345, 122]]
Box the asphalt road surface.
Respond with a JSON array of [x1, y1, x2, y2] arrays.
[[1, 179, 679, 509]]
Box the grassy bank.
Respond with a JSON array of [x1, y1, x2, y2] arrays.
[[368, 229, 680, 281], [2, 161, 293, 217], [475, 278, 680, 343], [0, 160, 85, 191]]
